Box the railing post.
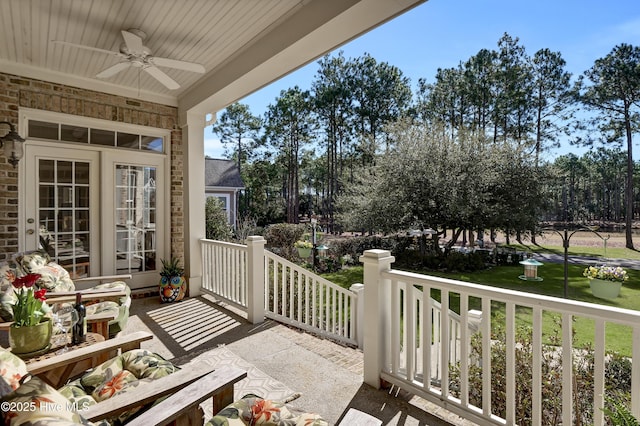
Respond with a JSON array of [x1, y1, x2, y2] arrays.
[[360, 249, 395, 389], [246, 236, 266, 324], [349, 283, 365, 349]]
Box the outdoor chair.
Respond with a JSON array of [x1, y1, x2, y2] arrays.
[[0, 251, 131, 338], [0, 331, 247, 425]]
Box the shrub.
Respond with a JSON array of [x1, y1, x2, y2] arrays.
[[205, 197, 233, 241], [264, 223, 306, 260]]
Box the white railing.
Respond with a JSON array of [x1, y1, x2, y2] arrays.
[[201, 237, 357, 346], [201, 239, 248, 309], [361, 249, 640, 426], [419, 293, 481, 384], [264, 250, 357, 346]]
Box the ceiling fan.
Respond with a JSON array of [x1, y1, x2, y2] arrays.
[[53, 29, 205, 90]]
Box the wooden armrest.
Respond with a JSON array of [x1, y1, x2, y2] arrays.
[[84, 364, 246, 422], [46, 290, 128, 304], [74, 274, 132, 283], [26, 331, 153, 376], [121, 367, 247, 426]]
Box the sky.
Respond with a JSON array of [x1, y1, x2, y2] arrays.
[[204, 0, 640, 159]]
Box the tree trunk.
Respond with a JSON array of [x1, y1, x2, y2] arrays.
[[625, 106, 635, 249]]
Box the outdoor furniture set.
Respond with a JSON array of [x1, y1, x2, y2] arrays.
[[0, 251, 329, 425]]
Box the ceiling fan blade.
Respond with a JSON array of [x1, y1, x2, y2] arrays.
[[121, 30, 144, 54], [144, 65, 180, 90], [151, 56, 205, 73], [52, 40, 122, 57], [96, 62, 130, 78]]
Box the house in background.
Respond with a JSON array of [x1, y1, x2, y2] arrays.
[[205, 158, 244, 228]]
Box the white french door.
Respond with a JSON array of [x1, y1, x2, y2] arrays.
[[23, 145, 100, 279], [22, 142, 167, 289]]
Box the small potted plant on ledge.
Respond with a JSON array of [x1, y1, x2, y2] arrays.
[[583, 265, 628, 299], [294, 240, 313, 258], [159, 257, 186, 303], [9, 273, 52, 356]]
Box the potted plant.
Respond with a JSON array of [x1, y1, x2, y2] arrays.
[[9, 273, 52, 356], [159, 257, 186, 303], [583, 265, 628, 299], [294, 240, 313, 258]]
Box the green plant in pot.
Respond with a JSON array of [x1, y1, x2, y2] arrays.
[[159, 257, 186, 303], [9, 273, 52, 356], [583, 265, 628, 299], [294, 240, 313, 258]]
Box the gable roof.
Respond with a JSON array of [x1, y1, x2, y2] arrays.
[[205, 158, 244, 189]]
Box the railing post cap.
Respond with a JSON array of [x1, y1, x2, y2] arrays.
[[246, 235, 266, 244], [359, 249, 394, 263], [350, 283, 364, 292]]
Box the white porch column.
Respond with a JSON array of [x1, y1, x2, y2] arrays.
[[246, 236, 266, 324], [359, 249, 395, 389], [182, 111, 206, 297]]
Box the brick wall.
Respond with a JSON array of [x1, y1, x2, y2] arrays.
[[0, 72, 184, 263]]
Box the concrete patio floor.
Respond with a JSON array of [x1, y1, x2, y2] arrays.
[[123, 293, 477, 426]]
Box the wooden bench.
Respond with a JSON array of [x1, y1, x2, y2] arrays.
[[124, 367, 247, 426]]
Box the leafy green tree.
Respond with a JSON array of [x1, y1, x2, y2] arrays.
[[530, 48, 574, 166], [493, 33, 533, 144], [212, 102, 262, 175], [241, 158, 284, 225], [349, 53, 412, 163], [205, 197, 233, 241], [264, 87, 315, 223], [312, 52, 354, 229], [579, 44, 640, 248], [336, 120, 542, 238]]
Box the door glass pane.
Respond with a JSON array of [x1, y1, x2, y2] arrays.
[[115, 165, 157, 274], [37, 159, 91, 279], [61, 125, 88, 143]]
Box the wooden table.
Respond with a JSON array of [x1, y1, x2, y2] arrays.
[[23, 332, 106, 387], [86, 312, 117, 339]]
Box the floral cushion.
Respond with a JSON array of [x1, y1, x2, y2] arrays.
[[15, 252, 50, 274], [32, 263, 75, 292], [0, 348, 28, 397], [0, 262, 20, 293], [58, 349, 178, 424], [206, 394, 328, 426], [1, 376, 93, 425]]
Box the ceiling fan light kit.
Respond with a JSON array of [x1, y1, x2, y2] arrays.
[[53, 29, 205, 90]]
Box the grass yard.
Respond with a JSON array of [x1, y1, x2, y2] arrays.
[[321, 259, 640, 356]]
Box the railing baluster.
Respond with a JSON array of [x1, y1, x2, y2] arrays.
[[481, 297, 491, 418], [532, 306, 542, 426], [391, 279, 401, 375], [423, 287, 432, 390], [506, 301, 516, 424], [632, 327, 640, 419], [440, 289, 450, 398], [406, 282, 416, 381], [562, 313, 573, 426], [459, 293, 469, 407], [593, 318, 606, 426]]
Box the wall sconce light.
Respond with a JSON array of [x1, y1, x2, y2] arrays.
[[0, 121, 25, 168]]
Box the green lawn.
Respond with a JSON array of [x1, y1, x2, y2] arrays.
[[321, 261, 640, 356]]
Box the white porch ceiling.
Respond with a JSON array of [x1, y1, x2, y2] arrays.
[[0, 0, 426, 116]]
